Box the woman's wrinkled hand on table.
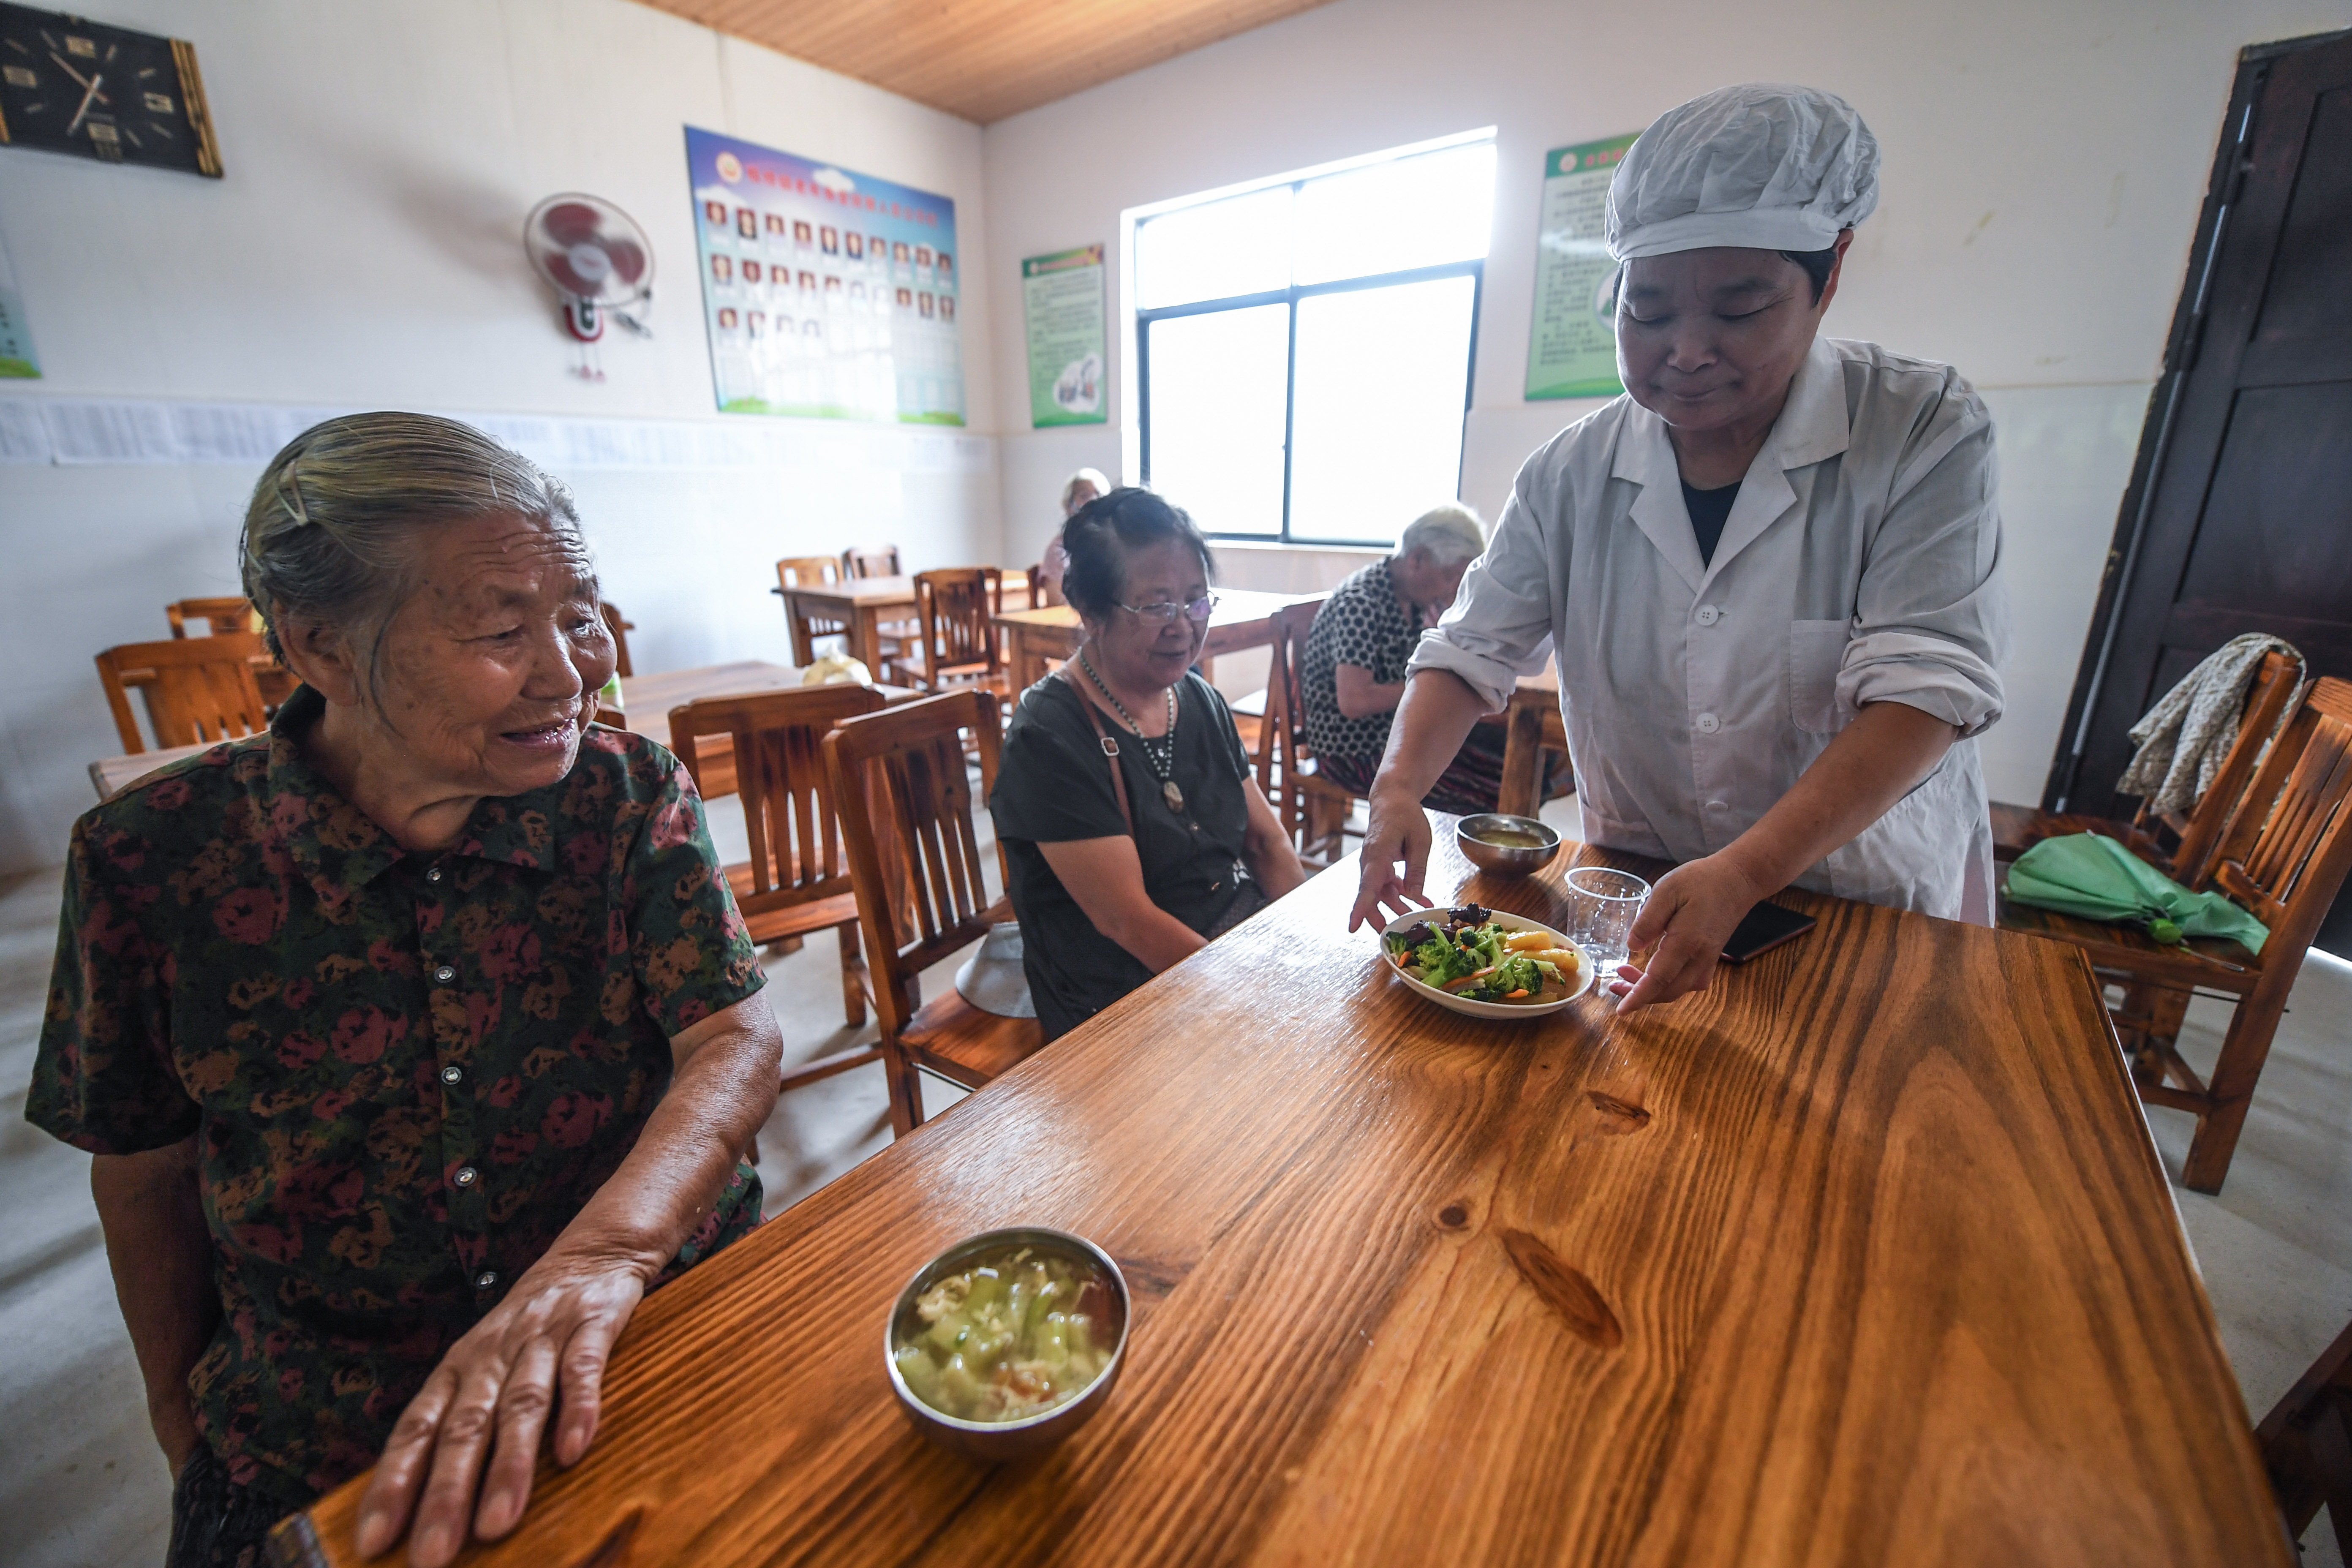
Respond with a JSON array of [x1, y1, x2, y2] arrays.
[[353, 1245, 653, 1568], [1609, 853, 1766, 1012]]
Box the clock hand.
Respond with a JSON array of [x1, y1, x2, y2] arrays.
[[47, 50, 98, 92], [64, 73, 103, 137]]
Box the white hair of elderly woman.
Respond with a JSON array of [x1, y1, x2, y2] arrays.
[[1398, 502, 1487, 566], [1060, 467, 1111, 514]]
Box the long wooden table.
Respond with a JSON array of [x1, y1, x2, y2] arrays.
[[283, 827, 2287, 1566], [993, 588, 1326, 690], [776, 571, 1030, 672]]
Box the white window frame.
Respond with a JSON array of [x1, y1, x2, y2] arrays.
[[1119, 128, 1496, 547]]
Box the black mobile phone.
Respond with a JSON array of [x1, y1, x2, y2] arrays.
[[1720, 901, 1818, 964]]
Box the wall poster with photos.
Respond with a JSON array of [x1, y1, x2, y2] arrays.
[[685, 126, 964, 425]]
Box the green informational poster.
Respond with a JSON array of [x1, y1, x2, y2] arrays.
[[0, 231, 40, 379], [1525, 134, 1638, 402], [1023, 244, 1106, 427]]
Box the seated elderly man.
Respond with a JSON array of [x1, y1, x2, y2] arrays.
[[28, 414, 781, 1568], [1301, 503, 1516, 814]]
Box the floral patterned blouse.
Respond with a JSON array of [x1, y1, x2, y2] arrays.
[[27, 687, 767, 1506]]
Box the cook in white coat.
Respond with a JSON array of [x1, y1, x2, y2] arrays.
[[1350, 83, 2011, 1011]]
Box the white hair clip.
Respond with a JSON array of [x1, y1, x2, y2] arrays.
[[278, 467, 315, 528]]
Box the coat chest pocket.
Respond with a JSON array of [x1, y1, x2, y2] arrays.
[[1788, 620, 1849, 734]]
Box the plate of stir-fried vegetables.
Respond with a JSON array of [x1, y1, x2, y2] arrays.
[[1381, 903, 1591, 1018]]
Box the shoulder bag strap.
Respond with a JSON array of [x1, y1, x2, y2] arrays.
[[1056, 667, 1136, 839]]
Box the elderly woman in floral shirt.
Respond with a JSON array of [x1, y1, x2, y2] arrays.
[[28, 414, 783, 1568]]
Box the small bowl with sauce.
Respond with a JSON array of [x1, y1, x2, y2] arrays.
[[1456, 813, 1562, 876], [884, 1226, 1131, 1461]]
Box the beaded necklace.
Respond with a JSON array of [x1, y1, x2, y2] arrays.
[[1076, 649, 1185, 814]]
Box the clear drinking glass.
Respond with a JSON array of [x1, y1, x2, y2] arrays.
[[1565, 867, 1651, 974]]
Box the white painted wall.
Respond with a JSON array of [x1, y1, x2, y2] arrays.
[[0, 0, 1002, 874], [981, 0, 2352, 805]]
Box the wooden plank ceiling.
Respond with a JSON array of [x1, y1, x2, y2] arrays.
[[636, 0, 1342, 123]]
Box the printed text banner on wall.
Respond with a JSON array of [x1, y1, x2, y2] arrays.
[[0, 396, 994, 474]]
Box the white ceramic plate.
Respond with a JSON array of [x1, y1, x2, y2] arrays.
[[1380, 909, 1593, 1019]]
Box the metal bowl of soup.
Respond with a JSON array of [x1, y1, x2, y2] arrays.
[[1456, 813, 1562, 875], [883, 1226, 1131, 1461]]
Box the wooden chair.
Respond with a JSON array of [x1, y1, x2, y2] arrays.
[[166, 596, 259, 638], [96, 634, 272, 754], [825, 689, 1043, 1135], [774, 556, 847, 665], [841, 545, 919, 669], [841, 544, 901, 579], [1021, 561, 1061, 610], [670, 689, 887, 1100], [1998, 677, 2352, 1192], [601, 603, 637, 679], [1255, 600, 1369, 865], [2258, 1315, 2352, 1560], [1993, 648, 2302, 885], [899, 568, 1007, 694], [166, 597, 299, 708]]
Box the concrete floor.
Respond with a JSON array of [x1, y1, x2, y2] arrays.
[[3, 789, 2347, 1565]]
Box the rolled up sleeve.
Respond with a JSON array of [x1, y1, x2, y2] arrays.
[[1405, 461, 1560, 713], [1837, 393, 2010, 738]]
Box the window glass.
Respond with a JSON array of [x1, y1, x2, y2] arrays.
[[1286, 276, 1477, 542], [1292, 143, 1497, 286], [1144, 303, 1291, 536], [1134, 186, 1293, 310]]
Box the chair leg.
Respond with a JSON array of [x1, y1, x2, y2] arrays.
[[882, 1035, 925, 1138], [837, 921, 868, 1028], [2182, 991, 2290, 1195]]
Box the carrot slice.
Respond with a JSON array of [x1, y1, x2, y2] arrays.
[[1441, 966, 1499, 994]]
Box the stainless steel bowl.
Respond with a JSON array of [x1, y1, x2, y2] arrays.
[[883, 1225, 1131, 1461], [1456, 812, 1563, 875]]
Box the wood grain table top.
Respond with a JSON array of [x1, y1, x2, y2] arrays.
[[783, 570, 1030, 612], [287, 828, 2285, 1567]]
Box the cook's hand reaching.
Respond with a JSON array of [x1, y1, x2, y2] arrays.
[[1349, 794, 1435, 932], [354, 1244, 653, 1568], [1610, 854, 1764, 1012]]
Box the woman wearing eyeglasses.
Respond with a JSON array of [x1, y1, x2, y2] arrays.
[[989, 487, 1306, 1040]]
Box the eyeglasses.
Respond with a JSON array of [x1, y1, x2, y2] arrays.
[[1116, 593, 1219, 624]]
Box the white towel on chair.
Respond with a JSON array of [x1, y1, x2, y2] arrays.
[[2116, 634, 2303, 817]]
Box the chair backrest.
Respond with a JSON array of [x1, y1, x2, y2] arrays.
[[843, 544, 902, 580], [1016, 564, 1055, 610], [96, 634, 272, 754], [1255, 600, 1323, 842], [777, 555, 840, 590], [2204, 677, 2352, 964], [2158, 648, 2304, 885], [166, 596, 258, 639], [669, 685, 885, 920], [600, 603, 637, 678], [824, 689, 1005, 1035], [912, 568, 1002, 684]]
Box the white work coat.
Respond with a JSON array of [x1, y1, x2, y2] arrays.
[[1409, 336, 2011, 922]]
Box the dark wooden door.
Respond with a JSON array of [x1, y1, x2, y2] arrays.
[[2050, 28, 2352, 953]]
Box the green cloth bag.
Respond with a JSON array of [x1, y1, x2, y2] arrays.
[[2003, 833, 2270, 953]]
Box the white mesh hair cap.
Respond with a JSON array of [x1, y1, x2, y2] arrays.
[[1605, 84, 1879, 261]]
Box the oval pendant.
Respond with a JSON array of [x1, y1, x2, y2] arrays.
[[1163, 780, 1186, 814]]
